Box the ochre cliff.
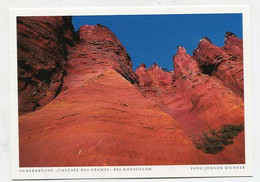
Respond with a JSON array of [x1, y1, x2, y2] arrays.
[[193, 34, 244, 98], [17, 16, 77, 114], [19, 22, 201, 167], [18, 17, 245, 167], [136, 46, 244, 163], [135, 63, 174, 104]]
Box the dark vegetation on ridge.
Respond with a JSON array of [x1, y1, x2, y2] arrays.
[[195, 124, 244, 154]]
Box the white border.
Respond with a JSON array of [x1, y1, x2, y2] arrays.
[[10, 6, 252, 180]]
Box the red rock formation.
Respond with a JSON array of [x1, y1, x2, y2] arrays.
[[17, 16, 77, 114], [171, 46, 244, 131], [172, 46, 244, 163], [136, 46, 244, 163], [74, 24, 139, 85], [223, 32, 243, 58], [19, 23, 201, 167], [18, 17, 245, 166], [193, 34, 244, 98], [136, 46, 244, 132], [135, 63, 174, 104]]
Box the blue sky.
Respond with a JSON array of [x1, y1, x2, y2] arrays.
[[72, 14, 242, 71]]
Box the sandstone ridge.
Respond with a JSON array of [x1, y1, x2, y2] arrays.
[[18, 17, 245, 167]]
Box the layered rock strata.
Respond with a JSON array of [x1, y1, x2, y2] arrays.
[[17, 16, 77, 114], [136, 45, 244, 163], [193, 34, 244, 98], [19, 23, 202, 167], [18, 16, 245, 166]]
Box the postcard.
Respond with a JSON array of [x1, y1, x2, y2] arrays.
[[10, 6, 252, 180]]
